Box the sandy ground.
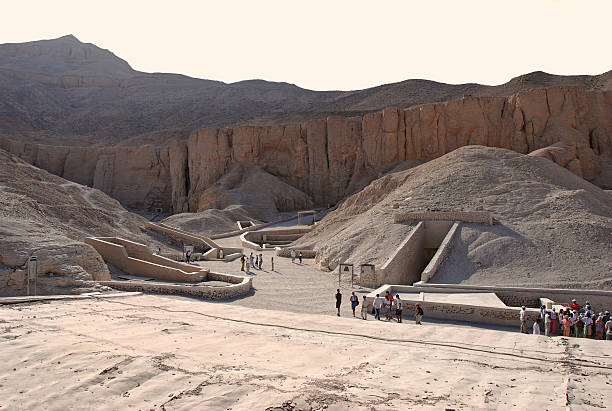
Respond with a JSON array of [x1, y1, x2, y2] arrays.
[[1, 294, 610, 410], [197, 233, 372, 316]]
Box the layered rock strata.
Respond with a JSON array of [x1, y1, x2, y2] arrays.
[[2, 85, 611, 213]]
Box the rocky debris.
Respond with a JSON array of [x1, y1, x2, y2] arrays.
[[293, 146, 612, 290], [0, 148, 160, 296]]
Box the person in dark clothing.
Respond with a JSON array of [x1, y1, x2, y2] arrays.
[[415, 304, 424, 325], [335, 289, 342, 316]]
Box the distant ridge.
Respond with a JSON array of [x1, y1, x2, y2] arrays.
[[0, 35, 610, 146]]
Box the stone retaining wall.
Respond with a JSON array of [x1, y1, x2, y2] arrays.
[[378, 222, 425, 285], [145, 222, 217, 250], [241, 228, 311, 250], [393, 211, 493, 225], [84, 237, 206, 282], [274, 248, 317, 258], [99, 275, 252, 300]]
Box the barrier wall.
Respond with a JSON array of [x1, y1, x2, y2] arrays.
[[421, 221, 461, 282], [84, 237, 206, 282], [371, 284, 612, 327], [393, 211, 493, 225], [85, 236, 253, 299], [378, 222, 425, 285], [145, 222, 216, 250], [366, 284, 541, 327], [99, 273, 252, 300], [240, 228, 312, 250], [275, 248, 317, 258], [415, 283, 612, 309]]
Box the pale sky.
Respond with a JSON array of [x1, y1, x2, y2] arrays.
[[2, 0, 611, 91]]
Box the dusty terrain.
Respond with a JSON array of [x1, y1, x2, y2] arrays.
[[1, 294, 610, 410], [294, 146, 612, 289], [0, 148, 163, 295]]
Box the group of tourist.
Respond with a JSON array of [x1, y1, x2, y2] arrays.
[[240, 252, 274, 272], [335, 290, 424, 324], [290, 250, 303, 264], [521, 299, 612, 340]]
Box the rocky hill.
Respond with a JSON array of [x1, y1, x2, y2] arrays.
[[293, 146, 612, 290], [3, 84, 609, 213], [0, 148, 158, 296], [1, 35, 610, 147]]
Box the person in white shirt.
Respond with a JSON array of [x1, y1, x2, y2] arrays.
[[545, 312, 552, 336], [360, 295, 368, 320], [373, 294, 383, 320], [582, 314, 593, 338], [290, 249, 296, 263], [605, 319, 612, 340], [533, 318, 541, 335], [520, 306, 527, 333], [395, 294, 403, 323]]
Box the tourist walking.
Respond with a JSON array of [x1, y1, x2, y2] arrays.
[[373, 294, 383, 320], [271, 256, 275, 271], [335, 289, 342, 316], [606, 317, 612, 340], [550, 308, 558, 334], [361, 296, 368, 320], [384, 293, 392, 321], [395, 294, 403, 323], [240, 255, 245, 271], [415, 304, 424, 325], [219, 249, 224, 260], [545, 311, 551, 336], [595, 315, 604, 339], [563, 314, 572, 337], [255, 255, 259, 269], [259, 253, 263, 269], [533, 318, 541, 335], [246, 258, 250, 273], [520, 306, 527, 333], [350, 292, 359, 317], [583, 314, 593, 338], [291, 249, 296, 263], [298, 252, 303, 264]]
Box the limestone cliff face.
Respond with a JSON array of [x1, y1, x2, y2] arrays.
[[176, 85, 612, 211], [2, 85, 611, 213], [0, 139, 173, 211]]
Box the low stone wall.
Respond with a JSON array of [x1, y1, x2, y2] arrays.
[[393, 211, 493, 225], [275, 248, 317, 258], [378, 222, 425, 285], [210, 214, 298, 239], [421, 221, 461, 282], [85, 237, 206, 282], [202, 247, 243, 261], [366, 284, 541, 327], [99, 274, 252, 300], [382, 283, 612, 311], [145, 222, 217, 250], [237, 221, 255, 230], [241, 228, 311, 250]]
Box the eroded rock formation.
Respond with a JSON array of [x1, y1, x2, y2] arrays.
[[2, 85, 611, 213]]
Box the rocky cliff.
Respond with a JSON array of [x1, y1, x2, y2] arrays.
[[2, 85, 611, 214]]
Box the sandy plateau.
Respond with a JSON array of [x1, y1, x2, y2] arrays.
[[1, 295, 611, 410]]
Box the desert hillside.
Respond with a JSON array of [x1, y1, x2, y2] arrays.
[[0, 148, 158, 295], [1, 35, 610, 147], [294, 145, 612, 289]]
